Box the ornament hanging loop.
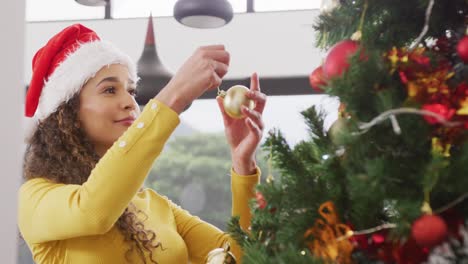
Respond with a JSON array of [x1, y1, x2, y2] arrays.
[[350, 0, 368, 41], [217, 87, 226, 98]]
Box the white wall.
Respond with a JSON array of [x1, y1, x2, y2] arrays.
[[1, 1, 25, 263], [25, 10, 324, 82]]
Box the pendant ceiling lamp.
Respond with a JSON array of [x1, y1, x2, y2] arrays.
[[75, 0, 112, 19], [74, 0, 107, 6], [136, 14, 173, 106], [174, 0, 233, 28]]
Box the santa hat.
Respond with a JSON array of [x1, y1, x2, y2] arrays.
[[25, 23, 137, 120]]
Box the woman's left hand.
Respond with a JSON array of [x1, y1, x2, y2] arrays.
[[216, 73, 267, 175]]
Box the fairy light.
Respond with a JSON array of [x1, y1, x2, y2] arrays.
[[434, 192, 468, 214], [336, 223, 397, 241], [331, 193, 468, 243], [354, 107, 462, 135], [389, 115, 401, 135]]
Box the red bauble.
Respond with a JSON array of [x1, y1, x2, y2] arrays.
[[309, 65, 327, 92], [457, 36, 468, 63], [323, 40, 360, 78], [421, 103, 455, 124], [411, 214, 448, 248], [255, 192, 267, 209]]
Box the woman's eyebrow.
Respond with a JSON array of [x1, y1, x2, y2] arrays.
[[96, 76, 120, 87], [96, 77, 136, 87]]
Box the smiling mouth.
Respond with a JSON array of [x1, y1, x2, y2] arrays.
[[115, 118, 135, 126]]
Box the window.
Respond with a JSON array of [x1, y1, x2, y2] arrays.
[[26, 0, 320, 22], [255, 0, 320, 12], [26, 0, 104, 21]]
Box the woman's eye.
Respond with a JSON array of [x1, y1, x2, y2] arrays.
[[128, 88, 138, 97], [104, 87, 116, 94]]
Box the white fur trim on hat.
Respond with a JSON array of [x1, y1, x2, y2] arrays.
[[36, 40, 138, 120], [23, 115, 39, 143]]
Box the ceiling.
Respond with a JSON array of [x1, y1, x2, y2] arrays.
[[26, 0, 321, 21]]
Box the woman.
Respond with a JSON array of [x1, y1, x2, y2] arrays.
[[19, 24, 266, 264]]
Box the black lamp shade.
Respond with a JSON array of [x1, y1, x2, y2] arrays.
[[174, 0, 233, 28], [136, 15, 173, 105], [74, 0, 108, 6], [136, 54, 172, 105]]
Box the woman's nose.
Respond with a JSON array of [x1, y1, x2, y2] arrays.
[[121, 92, 136, 110]]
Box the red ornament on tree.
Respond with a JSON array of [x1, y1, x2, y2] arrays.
[[323, 40, 360, 78], [411, 214, 448, 248], [256, 192, 267, 209], [457, 36, 468, 63], [309, 65, 327, 92], [421, 103, 455, 124]]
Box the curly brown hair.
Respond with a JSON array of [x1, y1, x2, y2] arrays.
[[23, 94, 161, 264]]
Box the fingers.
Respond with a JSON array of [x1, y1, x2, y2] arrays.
[[198, 45, 226, 51], [246, 90, 267, 114], [246, 72, 266, 113], [211, 60, 229, 79], [205, 59, 228, 89], [210, 72, 223, 90], [242, 106, 264, 131], [195, 46, 230, 90], [197, 46, 230, 66], [202, 50, 230, 65], [245, 117, 262, 142], [216, 96, 230, 126], [250, 72, 260, 92]]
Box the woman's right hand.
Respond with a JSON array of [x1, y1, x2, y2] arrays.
[[155, 45, 230, 114]]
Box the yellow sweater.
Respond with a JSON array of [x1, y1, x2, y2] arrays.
[[18, 99, 260, 264]]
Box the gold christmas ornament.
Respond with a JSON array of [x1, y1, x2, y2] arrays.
[[205, 242, 237, 264], [219, 85, 256, 119], [328, 117, 350, 146]]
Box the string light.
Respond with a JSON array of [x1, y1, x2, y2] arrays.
[[435, 192, 468, 214], [331, 193, 468, 242], [354, 107, 462, 135], [336, 223, 397, 241], [409, 0, 435, 51]]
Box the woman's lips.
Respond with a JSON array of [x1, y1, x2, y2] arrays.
[[115, 117, 135, 126]]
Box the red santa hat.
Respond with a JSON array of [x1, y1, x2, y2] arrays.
[[25, 23, 137, 120]]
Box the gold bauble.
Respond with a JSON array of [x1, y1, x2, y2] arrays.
[[221, 85, 256, 119], [328, 118, 350, 146], [205, 243, 237, 264]]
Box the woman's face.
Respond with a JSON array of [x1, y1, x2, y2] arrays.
[[79, 64, 140, 156]]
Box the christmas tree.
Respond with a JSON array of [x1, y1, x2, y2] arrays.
[[228, 0, 468, 263]]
